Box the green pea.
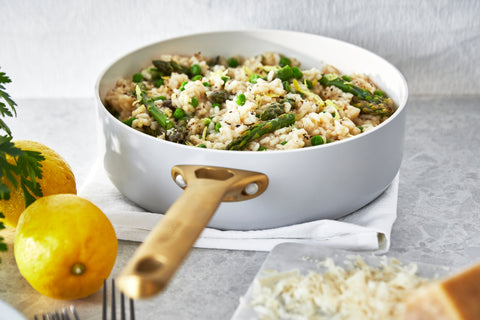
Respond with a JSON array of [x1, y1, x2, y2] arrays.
[[173, 108, 185, 120], [132, 73, 143, 83], [191, 97, 199, 107], [190, 64, 202, 76], [258, 146, 267, 151], [236, 94, 246, 106], [212, 102, 221, 109], [227, 57, 239, 68], [215, 122, 222, 132], [192, 75, 202, 81], [311, 135, 324, 146]]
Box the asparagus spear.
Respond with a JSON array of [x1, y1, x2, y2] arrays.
[[319, 74, 395, 117], [259, 103, 285, 121], [136, 84, 174, 130], [227, 113, 296, 150], [152, 60, 189, 76]]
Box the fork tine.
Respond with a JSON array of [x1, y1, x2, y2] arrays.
[[34, 306, 79, 320], [70, 306, 80, 320], [61, 307, 70, 320], [120, 291, 126, 320], [111, 279, 117, 320], [102, 279, 136, 320], [129, 298, 135, 320]]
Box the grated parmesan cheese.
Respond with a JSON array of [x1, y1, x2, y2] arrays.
[[250, 256, 430, 320]]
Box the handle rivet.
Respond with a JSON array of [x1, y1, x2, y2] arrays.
[[244, 182, 259, 195], [175, 174, 187, 188]]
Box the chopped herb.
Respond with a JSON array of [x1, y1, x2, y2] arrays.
[[214, 122, 222, 132], [227, 57, 239, 68], [203, 82, 212, 87], [281, 141, 288, 145], [236, 94, 246, 106], [132, 73, 143, 83], [341, 75, 352, 82], [153, 96, 166, 101], [192, 75, 202, 81], [197, 144, 207, 148], [305, 80, 313, 89], [357, 126, 364, 133], [221, 76, 230, 83], [212, 102, 221, 109], [258, 146, 267, 151], [283, 81, 292, 92]]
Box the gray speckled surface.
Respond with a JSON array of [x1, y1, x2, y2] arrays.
[[0, 95, 479, 319]]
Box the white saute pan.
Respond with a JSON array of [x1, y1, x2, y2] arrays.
[[94, 30, 408, 298]]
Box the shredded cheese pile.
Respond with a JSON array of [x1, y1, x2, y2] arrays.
[[250, 256, 430, 320]]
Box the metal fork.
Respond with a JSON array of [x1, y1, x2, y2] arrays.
[[102, 279, 135, 320], [33, 306, 80, 320]]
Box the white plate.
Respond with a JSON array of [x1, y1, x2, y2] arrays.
[[0, 299, 26, 320], [232, 242, 453, 319]]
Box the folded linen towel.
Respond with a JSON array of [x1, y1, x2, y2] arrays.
[[79, 159, 398, 253]]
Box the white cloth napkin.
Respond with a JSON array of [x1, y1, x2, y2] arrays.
[[79, 159, 398, 253]]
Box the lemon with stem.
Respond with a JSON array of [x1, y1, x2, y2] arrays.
[[14, 194, 117, 299]]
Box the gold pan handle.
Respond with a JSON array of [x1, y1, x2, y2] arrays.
[[116, 165, 268, 299]]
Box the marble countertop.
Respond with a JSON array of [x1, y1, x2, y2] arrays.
[[1, 95, 479, 319]]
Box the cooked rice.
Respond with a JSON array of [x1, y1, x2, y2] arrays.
[[104, 52, 396, 151]]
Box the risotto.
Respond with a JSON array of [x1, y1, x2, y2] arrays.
[[104, 52, 396, 151]]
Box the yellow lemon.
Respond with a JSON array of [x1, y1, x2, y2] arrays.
[[14, 194, 117, 300], [0, 140, 76, 228]]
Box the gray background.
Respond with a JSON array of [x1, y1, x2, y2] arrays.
[[1, 0, 479, 98], [1, 1, 480, 319]]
